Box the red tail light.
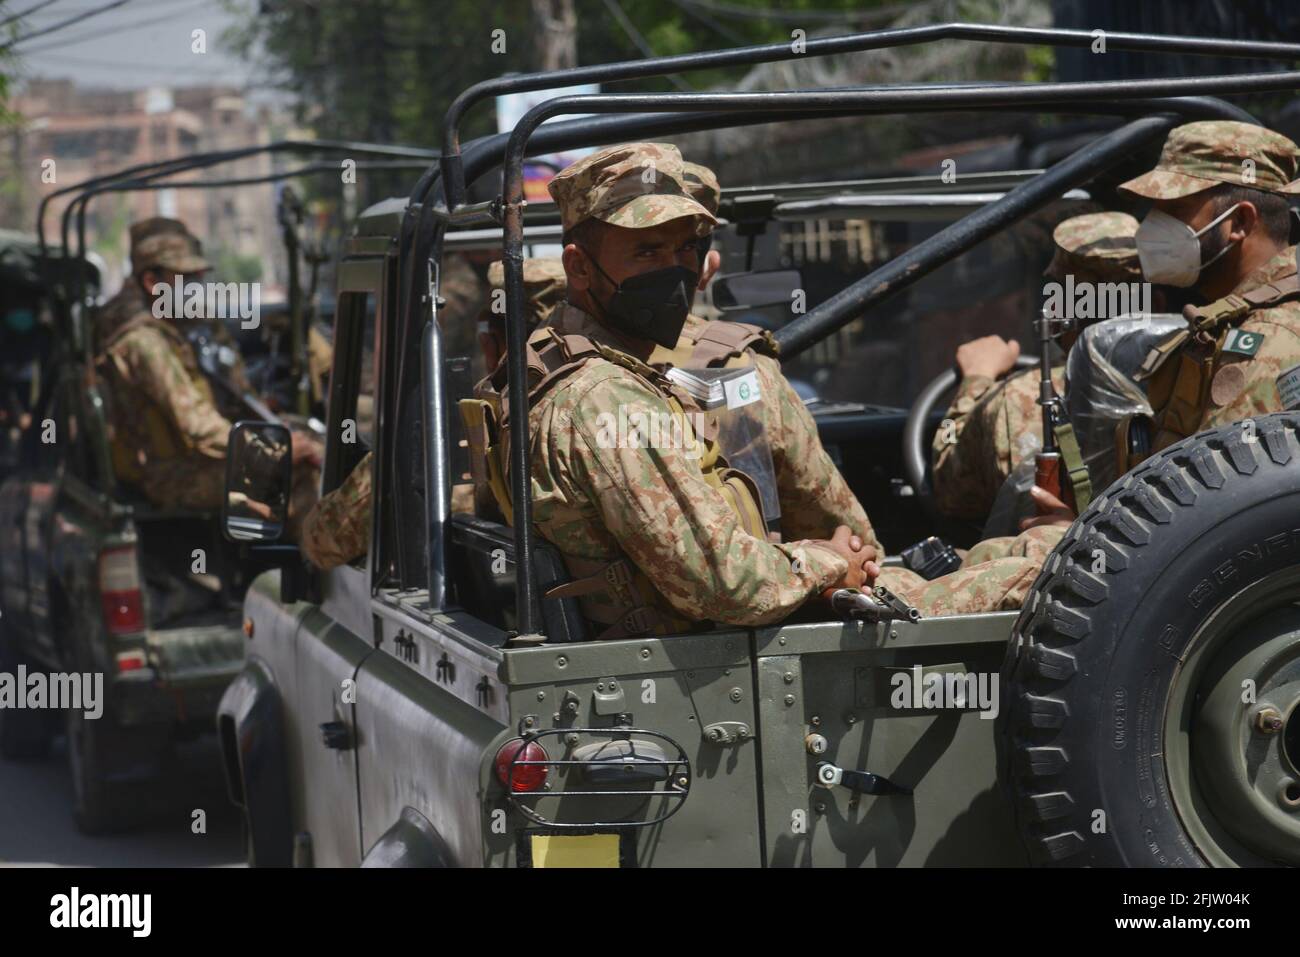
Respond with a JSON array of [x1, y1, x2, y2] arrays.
[[115, 650, 148, 673], [495, 739, 549, 793], [99, 545, 144, 635]]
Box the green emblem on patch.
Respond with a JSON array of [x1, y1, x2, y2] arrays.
[[1223, 329, 1264, 356]]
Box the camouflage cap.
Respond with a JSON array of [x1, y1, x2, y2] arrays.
[[548, 142, 718, 234], [1044, 211, 1141, 284], [129, 217, 210, 275], [486, 257, 567, 328], [682, 161, 721, 216], [1118, 121, 1300, 200]]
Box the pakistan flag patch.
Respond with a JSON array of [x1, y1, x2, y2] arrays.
[[1222, 328, 1264, 356]]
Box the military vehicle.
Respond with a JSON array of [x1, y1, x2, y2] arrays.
[[0, 142, 435, 834], [216, 24, 1300, 866]]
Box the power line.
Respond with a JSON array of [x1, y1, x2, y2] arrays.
[[0, 0, 61, 31], [0, 0, 130, 51], [18, 0, 212, 55], [601, 0, 693, 92]]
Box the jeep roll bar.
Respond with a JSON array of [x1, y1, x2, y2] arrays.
[[436, 21, 1300, 207], [488, 70, 1295, 639]]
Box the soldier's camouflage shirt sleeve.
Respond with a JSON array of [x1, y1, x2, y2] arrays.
[[552, 373, 847, 626], [930, 374, 1000, 519], [115, 326, 231, 460], [301, 451, 372, 570], [1200, 308, 1300, 431], [753, 354, 881, 552]]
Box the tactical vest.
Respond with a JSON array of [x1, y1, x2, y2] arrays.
[[95, 312, 219, 486], [458, 323, 769, 641], [1117, 268, 1300, 472], [646, 316, 780, 369]]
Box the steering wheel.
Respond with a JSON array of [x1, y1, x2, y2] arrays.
[[901, 356, 1040, 511]]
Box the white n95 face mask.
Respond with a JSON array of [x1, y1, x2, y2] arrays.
[[1135, 203, 1241, 287]]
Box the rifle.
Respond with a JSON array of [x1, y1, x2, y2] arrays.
[[1033, 308, 1077, 514]]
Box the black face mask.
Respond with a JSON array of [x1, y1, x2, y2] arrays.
[[584, 250, 697, 349]]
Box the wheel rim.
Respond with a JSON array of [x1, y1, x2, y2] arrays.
[[1165, 566, 1300, 866]]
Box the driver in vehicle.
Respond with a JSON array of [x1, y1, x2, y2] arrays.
[[480, 142, 1063, 639], [930, 211, 1144, 523]]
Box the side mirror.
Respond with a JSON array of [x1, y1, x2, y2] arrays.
[[223, 420, 292, 543], [709, 268, 804, 312]]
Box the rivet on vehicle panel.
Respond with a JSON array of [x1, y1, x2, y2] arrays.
[[737, 726, 749, 739], [845, 713, 857, 725], [784, 695, 795, 706], [778, 637, 787, 646], [725, 641, 733, 651], [524, 716, 535, 727], [536, 691, 546, 701], [243, 618, 254, 639], [609, 681, 617, 689], [556, 656, 567, 668], [686, 671, 695, 679], [814, 803, 826, 814], [677, 776, 688, 788], [1255, 706, 1283, 734], [552, 712, 561, 722], [810, 715, 821, 727], [564, 733, 579, 747], [640, 648, 651, 659], [890, 631, 898, 640], [783, 672, 794, 684], [729, 687, 743, 702], [597, 683, 605, 692]]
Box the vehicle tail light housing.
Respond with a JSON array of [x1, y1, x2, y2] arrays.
[[99, 545, 144, 636], [495, 738, 549, 793]]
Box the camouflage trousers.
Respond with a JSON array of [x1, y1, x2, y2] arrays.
[[875, 525, 1064, 617], [140, 457, 320, 542]]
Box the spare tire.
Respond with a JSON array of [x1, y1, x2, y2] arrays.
[[1001, 413, 1300, 867]]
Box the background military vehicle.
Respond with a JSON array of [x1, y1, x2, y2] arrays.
[[216, 24, 1300, 866], [0, 142, 435, 835]]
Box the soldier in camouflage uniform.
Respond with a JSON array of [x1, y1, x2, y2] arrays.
[[301, 258, 570, 570], [480, 142, 1055, 636], [1117, 121, 1300, 449], [96, 224, 320, 530], [97, 218, 257, 405], [931, 212, 1142, 522]]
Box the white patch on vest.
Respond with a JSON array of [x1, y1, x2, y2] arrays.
[[1276, 364, 1300, 410], [724, 369, 761, 410]]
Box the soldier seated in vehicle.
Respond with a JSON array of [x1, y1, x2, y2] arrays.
[[1115, 120, 1300, 464], [471, 142, 1068, 639], [95, 223, 321, 532], [930, 211, 1145, 525]]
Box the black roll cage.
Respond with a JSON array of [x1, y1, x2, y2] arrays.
[[408, 24, 1300, 639]]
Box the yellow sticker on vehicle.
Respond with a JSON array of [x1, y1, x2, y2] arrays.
[[530, 833, 621, 868]]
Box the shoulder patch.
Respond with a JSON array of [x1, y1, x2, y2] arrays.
[[1223, 327, 1264, 356]]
